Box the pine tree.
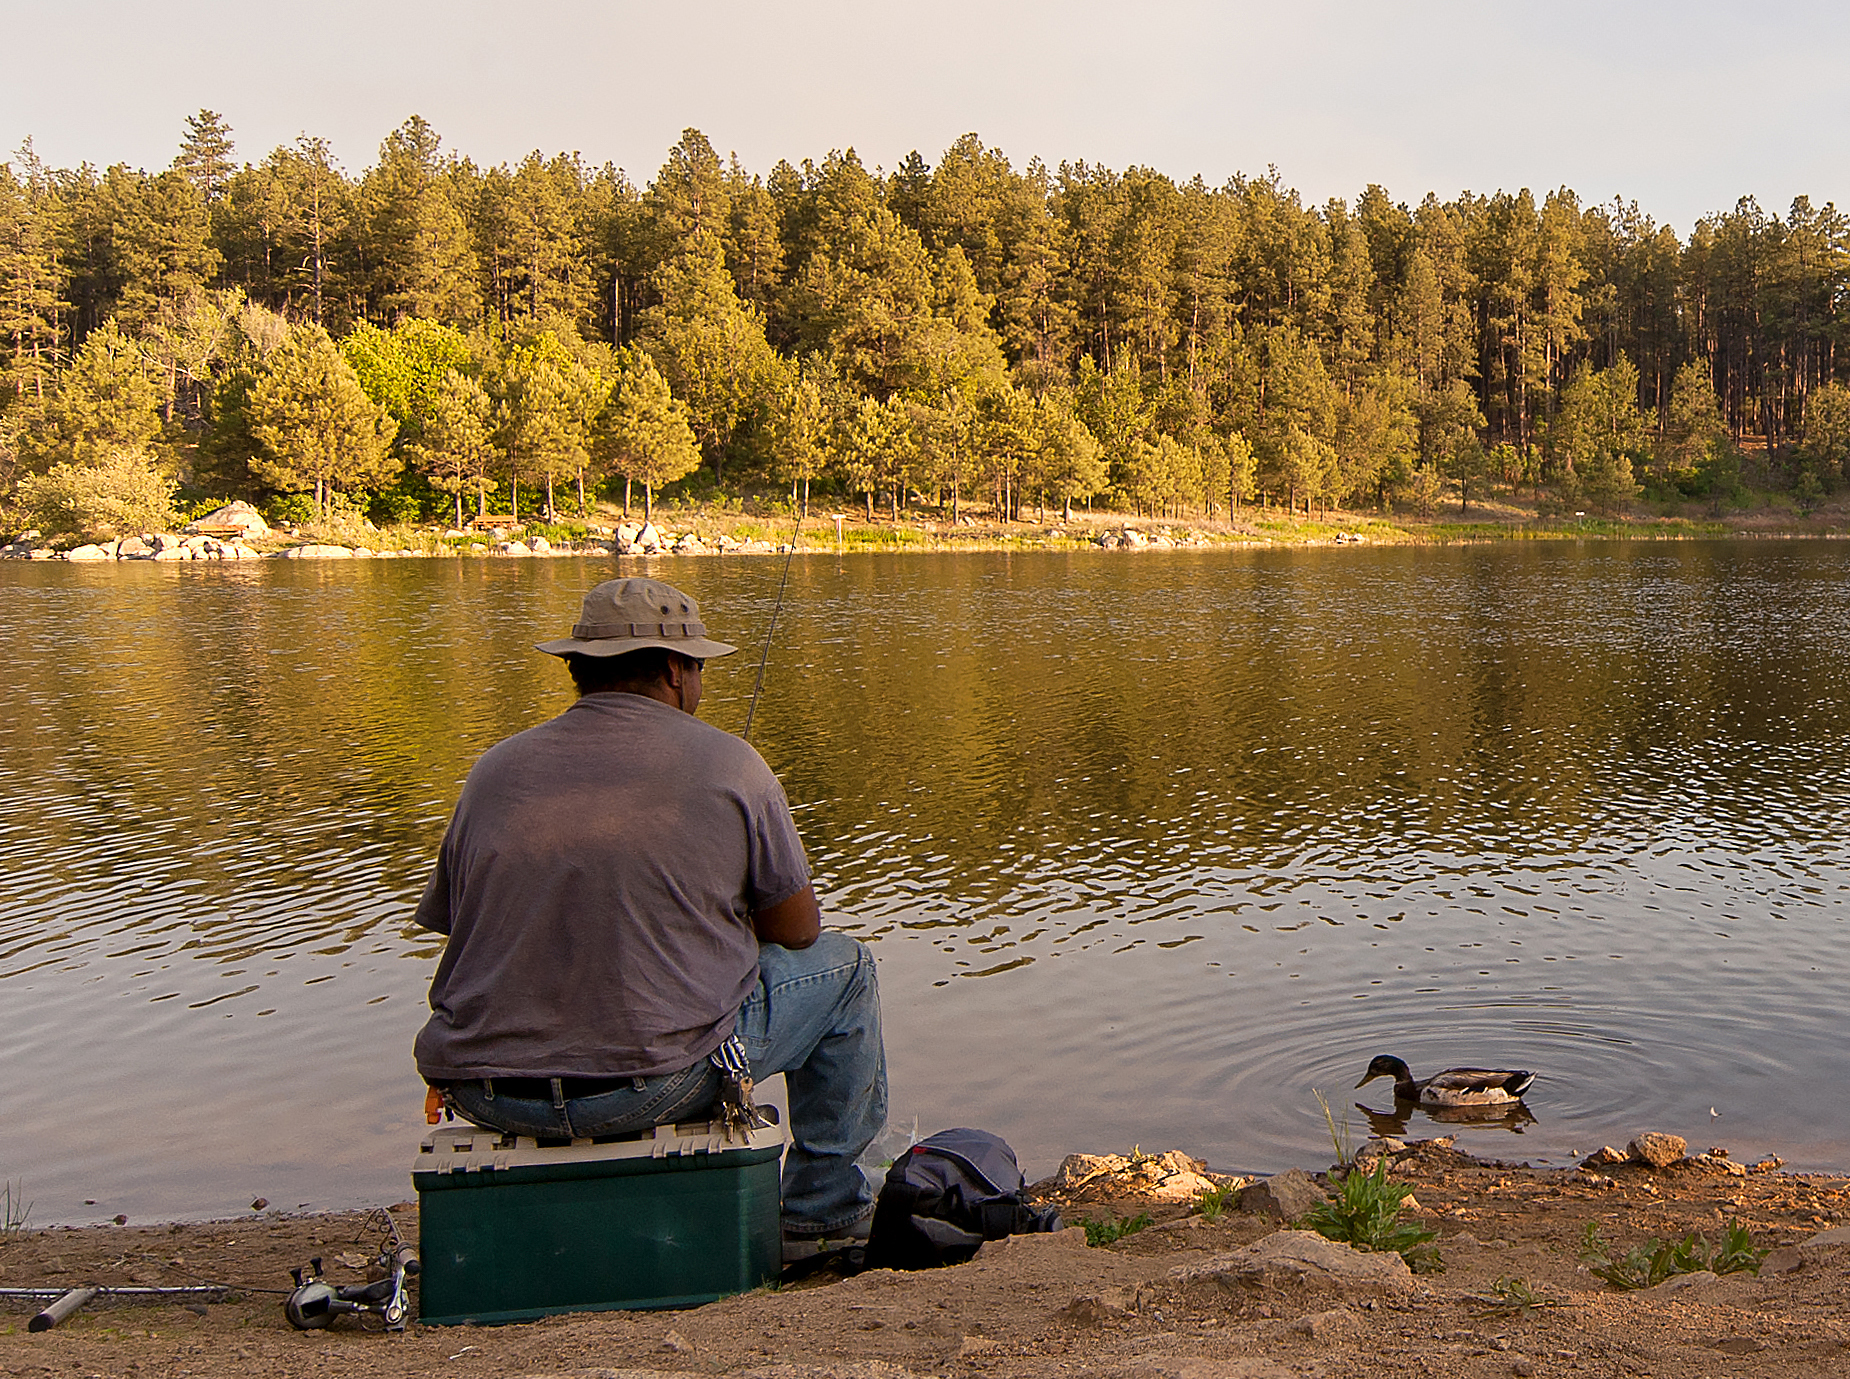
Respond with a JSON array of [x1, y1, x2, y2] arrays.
[[0, 149, 65, 406], [359, 117, 479, 324], [495, 332, 607, 519], [768, 372, 828, 514], [411, 369, 497, 526], [23, 321, 160, 468], [248, 323, 398, 515], [174, 110, 235, 204], [641, 229, 782, 483], [112, 170, 222, 338], [1031, 391, 1105, 522], [591, 352, 699, 520]]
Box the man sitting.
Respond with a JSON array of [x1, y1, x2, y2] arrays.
[[412, 576, 886, 1257]]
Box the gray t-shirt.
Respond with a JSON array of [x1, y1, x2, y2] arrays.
[[412, 692, 812, 1081]]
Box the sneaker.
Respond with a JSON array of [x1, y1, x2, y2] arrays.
[[781, 1219, 872, 1266]]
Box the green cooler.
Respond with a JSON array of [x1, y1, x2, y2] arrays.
[[413, 1118, 784, 1324]]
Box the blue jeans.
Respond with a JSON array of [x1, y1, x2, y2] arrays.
[[446, 932, 886, 1235]]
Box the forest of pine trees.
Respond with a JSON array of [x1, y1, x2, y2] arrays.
[[5, 110, 1850, 537]]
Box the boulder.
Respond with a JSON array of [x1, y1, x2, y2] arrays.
[[185, 501, 270, 538], [65, 544, 110, 561], [1053, 1153, 1122, 1191], [1047, 1150, 1229, 1203], [978, 1226, 1087, 1260], [527, 535, 551, 553], [1289, 1307, 1363, 1343], [1238, 1168, 1327, 1220], [1172, 1229, 1415, 1297], [1799, 1224, 1850, 1265], [151, 546, 191, 561], [495, 541, 529, 556], [636, 522, 662, 553], [1062, 1286, 1132, 1324], [278, 544, 355, 559], [1628, 1132, 1687, 1169], [117, 536, 151, 557]]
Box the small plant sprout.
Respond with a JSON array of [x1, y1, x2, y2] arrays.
[[2, 1179, 31, 1238], [1194, 1183, 1234, 1223], [1312, 1088, 1354, 1167], [1467, 1275, 1568, 1319], [1083, 1212, 1154, 1247]]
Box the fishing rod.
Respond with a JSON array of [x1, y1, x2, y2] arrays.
[[742, 513, 802, 744]]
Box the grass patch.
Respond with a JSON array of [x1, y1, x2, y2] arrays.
[[1579, 1219, 1767, 1290], [1299, 1158, 1441, 1273], [1194, 1183, 1235, 1223], [839, 525, 932, 548], [2, 1179, 31, 1238], [1313, 1087, 1354, 1166], [1083, 1212, 1153, 1247]]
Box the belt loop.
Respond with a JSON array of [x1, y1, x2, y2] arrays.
[[482, 1077, 495, 1102], [551, 1077, 566, 1109], [632, 1077, 647, 1092]]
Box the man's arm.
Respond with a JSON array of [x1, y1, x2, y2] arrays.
[[753, 885, 821, 949]]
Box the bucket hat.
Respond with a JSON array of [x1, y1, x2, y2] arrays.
[[536, 578, 738, 660]]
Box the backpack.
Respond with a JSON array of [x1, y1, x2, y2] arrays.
[[864, 1127, 1064, 1270]]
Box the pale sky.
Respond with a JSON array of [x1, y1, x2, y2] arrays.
[[5, 0, 1845, 235]]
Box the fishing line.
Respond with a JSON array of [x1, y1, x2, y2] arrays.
[[742, 514, 802, 744]]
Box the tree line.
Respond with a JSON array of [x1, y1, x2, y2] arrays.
[[5, 110, 1850, 538]]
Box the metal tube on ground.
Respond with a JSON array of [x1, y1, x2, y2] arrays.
[[29, 1287, 98, 1332]]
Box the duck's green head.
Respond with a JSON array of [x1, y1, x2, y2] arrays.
[[1356, 1054, 1412, 1089]]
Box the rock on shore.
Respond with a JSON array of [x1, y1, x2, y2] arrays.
[[14, 531, 268, 562]]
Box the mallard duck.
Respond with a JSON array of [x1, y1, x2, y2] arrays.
[[1355, 1054, 1535, 1107]]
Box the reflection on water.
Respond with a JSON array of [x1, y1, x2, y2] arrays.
[[1353, 1099, 1539, 1140], [3, 542, 1849, 1221]]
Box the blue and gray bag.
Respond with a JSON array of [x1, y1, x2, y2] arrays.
[[864, 1127, 1063, 1270]]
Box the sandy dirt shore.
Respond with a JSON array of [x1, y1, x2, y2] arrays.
[[3, 1137, 1848, 1379]]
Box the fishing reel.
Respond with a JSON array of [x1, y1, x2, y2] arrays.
[[284, 1209, 419, 1332]]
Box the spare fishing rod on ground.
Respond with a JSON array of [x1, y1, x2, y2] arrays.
[[742, 515, 802, 744], [0, 1285, 242, 1332]]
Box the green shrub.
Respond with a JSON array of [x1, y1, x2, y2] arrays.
[[1581, 1219, 1766, 1290], [370, 489, 423, 525], [17, 448, 177, 540], [1299, 1158, 1441, 1272], [265, 493, 316, 526], [1083, 1212, 1153, 1246]]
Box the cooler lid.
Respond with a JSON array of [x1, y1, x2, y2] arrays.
[[413, 1117, 785, 1175]]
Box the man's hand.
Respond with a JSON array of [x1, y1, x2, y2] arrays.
[[754, 886, 821, 949]]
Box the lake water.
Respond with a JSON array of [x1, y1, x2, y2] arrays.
[[4, 541, 1849, 1224]]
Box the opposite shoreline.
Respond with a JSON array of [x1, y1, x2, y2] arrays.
[[5, 501, 1850, 564]]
